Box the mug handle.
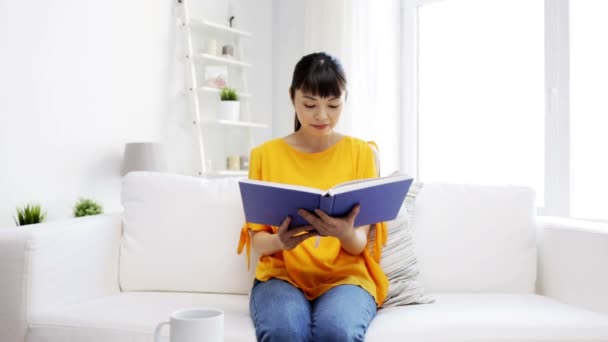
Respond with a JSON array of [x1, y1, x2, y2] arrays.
[[154, 321, 170, 342]]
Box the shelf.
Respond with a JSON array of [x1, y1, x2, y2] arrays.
[[189, 19, 252, 38], [216, 119, 268, 128], [215, 170, 248, 177], [197, 118, 268, 128], [193, 170, 248, 178], [178, 87, 252, 99], [196, 53, 252, 67], [199, 86, 251, 98], [202, 119, 268, 128]]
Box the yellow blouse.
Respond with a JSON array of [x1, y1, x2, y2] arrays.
[[236, 136, 388, 306]]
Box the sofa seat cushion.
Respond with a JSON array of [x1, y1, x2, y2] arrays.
[[27, 292, 608, 342], [27, 292, 255, 342], [368, 293, 608, 341]]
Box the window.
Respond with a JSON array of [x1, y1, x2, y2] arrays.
[[416, 0, 545, 205], [570, 0, 608, 220]]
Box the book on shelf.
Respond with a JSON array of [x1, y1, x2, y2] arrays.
[[238, 173, 413, 228]]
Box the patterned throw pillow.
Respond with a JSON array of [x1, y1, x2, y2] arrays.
[[370, 182, 435, 307]]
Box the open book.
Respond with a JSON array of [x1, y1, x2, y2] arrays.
[[238, 173, 413, 228]]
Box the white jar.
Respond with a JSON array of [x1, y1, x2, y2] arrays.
[[219, 101, 240, 121]]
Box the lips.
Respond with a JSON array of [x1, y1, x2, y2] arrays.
[[312, 124, 329, 130]]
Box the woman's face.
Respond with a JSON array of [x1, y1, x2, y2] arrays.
[[292, 88, 344, 136]]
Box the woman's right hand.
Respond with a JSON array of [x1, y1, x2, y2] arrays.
[[277, 216, 318, 250]]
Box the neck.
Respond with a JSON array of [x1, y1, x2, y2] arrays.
[[292, 130, 341, 153]]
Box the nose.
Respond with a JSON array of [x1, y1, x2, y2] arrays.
[[315, 106, 329, 120]]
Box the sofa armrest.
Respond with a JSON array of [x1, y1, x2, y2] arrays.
[[0, 213, 122, 342], [536, 216, 608, 314]]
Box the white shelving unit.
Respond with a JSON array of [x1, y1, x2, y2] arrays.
[[176, 0, 268, 177], [196, 53, 253, 67]]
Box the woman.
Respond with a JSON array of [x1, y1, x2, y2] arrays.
[[237, 52, 388, 342]]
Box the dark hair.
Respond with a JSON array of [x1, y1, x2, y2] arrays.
[[290, 52, 347, 131]]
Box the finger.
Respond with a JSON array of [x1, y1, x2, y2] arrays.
[[314, 227, 329, 237], [298, 209, 321, 225], [290, 231, 318, 246], [299, 209, 331, 234], [287, 225, 315, 237], [314, 209, 336, 225], [277, 216, 291, 234]]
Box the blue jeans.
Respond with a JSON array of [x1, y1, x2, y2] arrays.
[[250, 278, 377, 342]]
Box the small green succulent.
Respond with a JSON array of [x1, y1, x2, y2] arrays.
[[73, 198, 103, 217], [220, 87, 239, 101], [14, 203, 46, 226]]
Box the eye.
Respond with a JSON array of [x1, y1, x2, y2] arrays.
[[304, 104, 316, 109], [329, 104, 341, 109]]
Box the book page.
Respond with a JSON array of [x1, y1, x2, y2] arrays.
[[328, 173, 411, 196], [331, 170, 403, 188], [239, 178, 327, 195]]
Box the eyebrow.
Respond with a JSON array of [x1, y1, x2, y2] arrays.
[[303, 95, 340, 100]]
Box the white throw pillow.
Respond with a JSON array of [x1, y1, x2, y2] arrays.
[[411, 183, 537, 294], [119, 172, 255, 294], [370, 182, 434, 307]]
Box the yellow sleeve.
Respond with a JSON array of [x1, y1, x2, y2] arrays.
[[236, 146, 273, 269], [366, 141, 380, 177], [365, 141, 387, 263]]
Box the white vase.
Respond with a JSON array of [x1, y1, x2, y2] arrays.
[[219, 101, 240, 121]]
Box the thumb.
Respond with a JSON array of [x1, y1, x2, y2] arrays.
[[278, 216, 291, 233], [347, 204, 361, 222]]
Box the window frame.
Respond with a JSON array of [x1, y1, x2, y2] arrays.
[[400, 0, 571, 217]]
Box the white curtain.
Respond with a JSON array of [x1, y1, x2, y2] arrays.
[[303, 0, 401, 174]]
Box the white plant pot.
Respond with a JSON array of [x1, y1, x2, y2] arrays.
[[219, 101, 240, 121]]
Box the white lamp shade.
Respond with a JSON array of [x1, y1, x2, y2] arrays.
[[122, 142, 168, 176]]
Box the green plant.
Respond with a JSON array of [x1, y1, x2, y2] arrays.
[[14, 203, 46, 226], [220, 87, 239, 101], [73, 198, 103, 217]]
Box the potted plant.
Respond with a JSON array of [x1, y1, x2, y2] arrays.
[[14, 203, 46, 226], [219, 87, 240, 121], [73, 198, 103, 217]]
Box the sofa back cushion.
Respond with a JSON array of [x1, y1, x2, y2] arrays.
[[411, 183, 537, 294], [119, 173, 537, 295], [119, 172, 255, 294]]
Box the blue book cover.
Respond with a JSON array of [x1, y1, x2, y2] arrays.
[[239, 174, 413, 228]]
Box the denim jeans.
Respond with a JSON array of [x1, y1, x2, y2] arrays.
[[249, 278, 377, 342]]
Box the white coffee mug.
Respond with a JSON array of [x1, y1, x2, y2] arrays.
[[154, 307, 224, 342]]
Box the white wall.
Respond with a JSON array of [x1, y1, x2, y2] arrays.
[[272, 0, 306, 137], [0, 0, 273, 227], [239, 0, 274, 147]]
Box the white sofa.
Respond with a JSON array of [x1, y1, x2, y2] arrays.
[[2, 171, 608, 342]]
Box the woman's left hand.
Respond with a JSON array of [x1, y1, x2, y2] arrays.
[[297, 204, 360, 241]]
